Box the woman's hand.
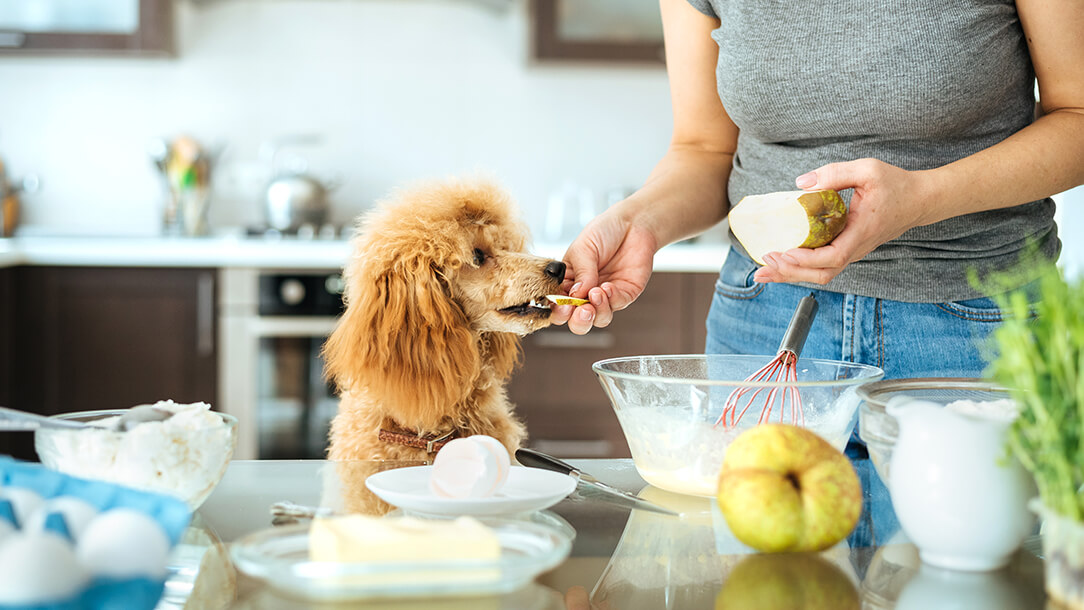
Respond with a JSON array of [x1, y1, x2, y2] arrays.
[[753, 158, 937, 285], [550, 210, 657, 335]]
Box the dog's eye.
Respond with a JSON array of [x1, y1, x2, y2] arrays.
[[473, 248, 487, 266]]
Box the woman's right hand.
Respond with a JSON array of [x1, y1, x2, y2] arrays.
[[551, 209, 657, 335]]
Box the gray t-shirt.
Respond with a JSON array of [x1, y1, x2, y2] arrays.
[[686, 0, 1059, 302]]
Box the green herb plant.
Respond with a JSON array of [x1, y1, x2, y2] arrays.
[[985, 263, 1084, 521]]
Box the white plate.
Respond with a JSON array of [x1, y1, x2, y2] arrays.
[[231, 517, 573, 601], [365, 465, 576, 516]]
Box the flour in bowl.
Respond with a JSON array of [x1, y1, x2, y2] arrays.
[[36, 401, 235, 507], [944, 398, 1020, 422]]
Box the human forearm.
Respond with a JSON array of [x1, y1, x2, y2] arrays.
[[615, 145, 734, 249], [920, 109, 1084, 225]]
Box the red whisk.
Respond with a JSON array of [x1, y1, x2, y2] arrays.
[[715, 293, 819, 429]]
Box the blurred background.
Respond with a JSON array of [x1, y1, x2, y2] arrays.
[[1, 0, 1079, 463], [0, 0, 678, 239]]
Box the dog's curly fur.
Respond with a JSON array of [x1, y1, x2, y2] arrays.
[[324, 179, 563, 462]]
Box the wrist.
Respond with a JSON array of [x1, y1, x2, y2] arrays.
[[914, 167, 955, 226]]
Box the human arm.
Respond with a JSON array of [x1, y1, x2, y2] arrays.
[[553, 0, 738, 334], [755, 0, 1084, 285]]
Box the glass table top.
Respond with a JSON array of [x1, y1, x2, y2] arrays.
[[166, 458, 1046, 609]]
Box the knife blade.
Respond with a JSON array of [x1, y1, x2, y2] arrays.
[[515, 447, 679, 517]]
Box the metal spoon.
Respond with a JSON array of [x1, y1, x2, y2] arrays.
[[0, 404, 173, 432]]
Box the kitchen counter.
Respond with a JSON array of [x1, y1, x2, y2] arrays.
[[183, 458, 1047, 609], [0, 235, 730, 272]]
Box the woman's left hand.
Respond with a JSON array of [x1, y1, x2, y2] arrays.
[[753, 158, 938, 285]]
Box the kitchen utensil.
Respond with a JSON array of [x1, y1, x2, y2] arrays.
[[149, 136, 220, 236], [0, 404, 172, 432], [515, 448, 679, 516], [593, 355, 883, 497], [715, 293, 819, 428], [261, 136, 339, 233], [0, 154, 39, 238], [265, 173, 336, 232]]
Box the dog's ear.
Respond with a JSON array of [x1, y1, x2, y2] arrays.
[[324, 257, 480, 428]]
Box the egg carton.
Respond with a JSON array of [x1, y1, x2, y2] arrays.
[[0, 456, 192, 610]]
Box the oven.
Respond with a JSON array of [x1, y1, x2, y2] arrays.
[[218, 267, 344, 460]]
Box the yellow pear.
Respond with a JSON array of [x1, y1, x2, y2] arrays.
[[716, 424, 862, 553]]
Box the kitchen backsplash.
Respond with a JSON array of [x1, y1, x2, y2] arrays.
[[0, 0, 673, 238]]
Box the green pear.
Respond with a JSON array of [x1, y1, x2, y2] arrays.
[[729, 190, 847, 265], [716, 424, 861, 553]]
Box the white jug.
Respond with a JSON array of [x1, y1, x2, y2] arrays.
[[887, 398, 1035, 571]]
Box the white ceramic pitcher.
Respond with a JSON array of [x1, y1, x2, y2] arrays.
[[887, 398, 1035, 571]]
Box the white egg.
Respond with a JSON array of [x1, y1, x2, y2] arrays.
[[0, 531, 89, 605], [23, 496, 99, 541], [429, 435, 512, 498], [0, 486, 45, 528], [77, 508, 171, 578]]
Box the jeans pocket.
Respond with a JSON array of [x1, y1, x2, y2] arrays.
[[714, 249, 764, 300], [936, 296, 1007, 323]]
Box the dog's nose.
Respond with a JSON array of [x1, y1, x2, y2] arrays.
[[544, 261, 566, 281]]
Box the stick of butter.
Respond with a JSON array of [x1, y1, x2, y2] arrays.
[[309, 514, 501, 587]]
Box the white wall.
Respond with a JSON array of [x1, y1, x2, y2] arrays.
[[0, 0, 674, 237]]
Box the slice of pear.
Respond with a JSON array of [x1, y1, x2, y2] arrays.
[[545, 295, 589, 306], [728, 189, 847, 265]]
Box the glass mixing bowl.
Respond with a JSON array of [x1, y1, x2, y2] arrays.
[[36, 408, 238, 509], [856, 377, 1013, 485], [593, 354, 885, 497]]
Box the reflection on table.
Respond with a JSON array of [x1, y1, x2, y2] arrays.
[[168, 458, 1046, 609]]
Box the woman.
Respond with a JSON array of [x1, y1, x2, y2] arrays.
[[553, 0, 1084, 381]]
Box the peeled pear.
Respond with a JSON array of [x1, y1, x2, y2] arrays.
[[729, 190, 847, 265]]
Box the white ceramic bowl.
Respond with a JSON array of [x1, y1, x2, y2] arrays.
[[593, 354, 885, 497], [35, 408, 237, 509]]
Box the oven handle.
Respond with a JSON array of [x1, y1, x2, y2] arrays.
[[197, 272, 215, 357], [245, 316, 341, 337]]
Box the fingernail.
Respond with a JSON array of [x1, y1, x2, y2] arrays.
[[589, 287, 604, 301], [570, 282, 582, 296], [577, 308, 593, 322], [781, 253, 798, 265], [601, 284, 613, 298], [762, 254, 777, 267], [796, 172, 817, 189]]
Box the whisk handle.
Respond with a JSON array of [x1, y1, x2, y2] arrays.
[[778, 293, 818, 357]]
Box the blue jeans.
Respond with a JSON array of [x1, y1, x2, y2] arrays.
[[704, 248, 1015, 548], [704, 249, 1009, 378]]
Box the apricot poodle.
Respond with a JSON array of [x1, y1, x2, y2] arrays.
[[324, 178, 566, 462]]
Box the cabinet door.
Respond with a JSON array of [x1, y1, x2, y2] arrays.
[[0, 0, 173, 56], [12, 266, 216, 424], [530, 0, 665, 64], [0, 268, 12, 407]]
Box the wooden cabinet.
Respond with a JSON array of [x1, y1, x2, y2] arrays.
[[510, 272, 717, 458], [0, 268, 12, 410], [529, 0, 665, 65], [2, 266, 216, 460], [0, 0, 173, 56]]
